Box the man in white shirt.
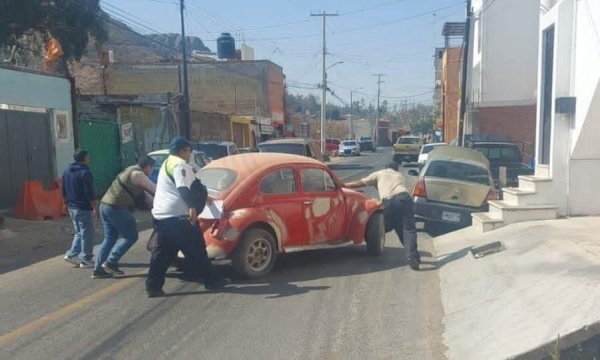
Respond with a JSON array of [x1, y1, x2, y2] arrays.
[[146, 136, 224, 297], [344, 162, 420, 270]]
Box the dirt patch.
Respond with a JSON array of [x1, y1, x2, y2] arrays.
[[0, 211, 154, 274]]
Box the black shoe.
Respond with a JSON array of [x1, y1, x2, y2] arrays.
[[91, 269, 113, 279], [147, 289, 166, 298], [102, 262, 124, 276], [408, 258, 420, 271]]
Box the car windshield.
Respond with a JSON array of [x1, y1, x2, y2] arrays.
[[398, 137, 420, 144], [360, 137, 371, 141], [197, 144, 228, 159], [425, 160, 491, 186], [196, 168, 238, 191], [342, 141, 356, 146], [149, 153, 168, 168], [474, 145, 522, 162], [258, 143, 306, 156]]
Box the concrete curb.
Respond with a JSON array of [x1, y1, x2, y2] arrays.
[[513, 322, 600, 360]]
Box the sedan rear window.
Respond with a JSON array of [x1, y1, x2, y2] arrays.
[[196, 168, 238, 191], [425, 161, 491, 186], [258, 143, 306, 156], [398, 137, 420, 144]]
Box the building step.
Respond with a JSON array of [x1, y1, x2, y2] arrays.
[[518, 175, 553, 192], [488, 200, 558, 224], [472, 212, 505, 233], [502, 187, 538, 206]]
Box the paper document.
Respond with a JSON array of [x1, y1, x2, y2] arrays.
[[199, 200, 224, 219]]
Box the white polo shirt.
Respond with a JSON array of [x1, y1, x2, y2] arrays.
[[152, 155, 196, 220]]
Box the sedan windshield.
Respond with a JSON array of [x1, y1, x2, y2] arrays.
[[425, 160, 491, 186], [258, 143, 306, 156], [196, 168, 238, 191], [197, 144, 228, 159], [342, 141, 357, 146]]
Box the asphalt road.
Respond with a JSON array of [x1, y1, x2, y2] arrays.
[[0, 148, 446, 360]]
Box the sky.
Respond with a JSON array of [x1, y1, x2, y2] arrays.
[[100, 0, 467, 109]]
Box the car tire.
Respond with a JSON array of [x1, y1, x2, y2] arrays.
[[366, 212, 385, 256], [232, 228, 277, 279]]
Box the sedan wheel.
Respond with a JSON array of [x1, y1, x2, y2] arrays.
[[232, 228, 277, 278]]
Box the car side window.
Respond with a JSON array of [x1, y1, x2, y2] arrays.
[[301, 168, 336, 192], [260, 168, 297, 194], [194, 154, 205, 167]]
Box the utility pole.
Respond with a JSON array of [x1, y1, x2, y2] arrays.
[[349, 90, 353, 139], [179, 0, 191, 139], [458, 0, 472, 146], [374, 74, 385, 140], [311, 11, 338, 155]]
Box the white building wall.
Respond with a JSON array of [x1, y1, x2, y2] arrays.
[[474, 0, 540, 106], [534, 0, 600, 216]]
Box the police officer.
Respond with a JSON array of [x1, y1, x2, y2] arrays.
[[344, 162, 420, 270], [146, 136, 224, 297]]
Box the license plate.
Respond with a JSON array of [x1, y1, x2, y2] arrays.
[[442, 211, 461, 223]]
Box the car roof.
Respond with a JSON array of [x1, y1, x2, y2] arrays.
[[148, 149, 203, 155], [258, 138, 313, 145], [427, 146, 489, 167], [423, 142, 446, 147], [198, 141, 234, 145], [470, 142, 518, 147], [401, 135, 421, 139], [203, 153, 324, 178]]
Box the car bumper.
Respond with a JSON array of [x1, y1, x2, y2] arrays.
[[393, 154, 418, 162], [339, 149, 359, 156], [413, 197, 487, 227]]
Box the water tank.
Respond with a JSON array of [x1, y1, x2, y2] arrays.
[[217, 33, 236, 59]]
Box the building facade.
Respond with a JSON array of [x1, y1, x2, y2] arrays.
[[464, 0, 541, 162]]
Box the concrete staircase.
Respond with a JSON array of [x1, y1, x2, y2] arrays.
[[472, 175, 559, 233]]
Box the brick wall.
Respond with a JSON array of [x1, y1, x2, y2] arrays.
[[475, 104, 536, 163], [442, 48, 462, 142], [189, 111, 231, 142]]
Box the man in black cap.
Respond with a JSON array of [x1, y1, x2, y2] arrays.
[[146, 136, 224, 297], [344, 162, 420, 270]]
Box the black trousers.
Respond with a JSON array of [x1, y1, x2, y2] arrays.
[[382, 193, 419, 261], [146, 217, 218, 291]]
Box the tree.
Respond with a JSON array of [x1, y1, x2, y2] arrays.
[[0, 0, 107, 64]]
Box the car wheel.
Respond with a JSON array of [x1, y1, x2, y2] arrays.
[[232, 228, 277, 279], [366, 212, 385, 256]]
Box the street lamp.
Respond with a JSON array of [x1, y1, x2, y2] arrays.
[[326, 61, 345, 70]]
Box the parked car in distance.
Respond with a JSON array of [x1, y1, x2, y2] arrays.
[[358, 136, 376, 152], [196, 153, 385, 278], [338, 140, 361, 156], [464, 139, 534, 188], [196, 141, 239, 160], [257, 138, 324, 162], [410, 146, 496, 228], [418, 143, 446, 166], [325, 138, 341, 154], [393, 135, 424, 164], [147, 149, 210, 183], [238, 147, 257, 154]]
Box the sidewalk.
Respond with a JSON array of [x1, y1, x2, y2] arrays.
[[433, 216, 600, 359], [0, 211, 153, 274]]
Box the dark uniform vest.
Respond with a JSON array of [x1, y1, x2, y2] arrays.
[[101, 165, 145, 211]]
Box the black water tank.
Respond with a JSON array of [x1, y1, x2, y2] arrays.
[[217, 32, 235, 59]]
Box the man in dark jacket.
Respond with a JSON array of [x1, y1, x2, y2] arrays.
[[63, 149, 98, 268], [92, 156, 156, 279]]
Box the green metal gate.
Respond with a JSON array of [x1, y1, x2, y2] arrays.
[[78, 120, 121, 197]]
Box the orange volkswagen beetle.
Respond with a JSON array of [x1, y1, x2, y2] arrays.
[[196, 153, 385, 278]]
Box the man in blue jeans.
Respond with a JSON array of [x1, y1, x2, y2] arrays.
[[63, 149, 98, 268], [92, 156, 156, 279]]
